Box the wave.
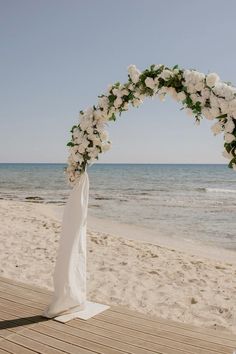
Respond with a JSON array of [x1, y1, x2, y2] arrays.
[[205, 188, 236, 194]]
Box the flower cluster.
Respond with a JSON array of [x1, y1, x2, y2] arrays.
[[66, 64, 236, 185]]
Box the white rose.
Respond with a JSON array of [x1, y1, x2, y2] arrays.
[[224, 119, 235, 133], [222, 85, 233, 101], [98, 96, 109, 110], [206, 73, 219, 88], [78, 144, 86, 154], [218, 99, 229, 114], [224, 133, 235, 143], [187, 84, 196, 94], [73, 153, 83, 163], [202, 107, 213, 120], [229, 99, 236, 113], [128, 83, 134, 90], [128, 65, 141, 84], [211, 121, 223, 135], [121, 89, 129, 96], [209, 107, 220, 118], [100, 130, 109, 141], [112, 88, 122, 97], [83, 107, 94, 119], [133, 98, 141, 107], [145, 77, 155, 89], [201, 88, 211, 100], [123, 102, 129, 110], [102, 142, 111, 152], [80, 116, 93, 131], [114, 97, 123, 108], [161, 69, 172, 80], [177, 92, 186, 101]]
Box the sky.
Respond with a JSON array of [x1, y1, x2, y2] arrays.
[[1, 0, 236, 164]]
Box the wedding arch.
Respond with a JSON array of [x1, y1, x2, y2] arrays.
[[44, 64, 236, 321]]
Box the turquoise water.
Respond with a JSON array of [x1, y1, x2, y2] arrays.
[[1, 163, 236, 249]]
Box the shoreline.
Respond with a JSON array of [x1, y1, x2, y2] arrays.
[[45, 203, 236, 264]]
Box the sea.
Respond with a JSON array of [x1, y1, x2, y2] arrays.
[[1, 163, 236, 250]]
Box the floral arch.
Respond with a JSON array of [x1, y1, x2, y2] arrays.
[[44, 64, 236, 321], [66, 64, 236, 184]]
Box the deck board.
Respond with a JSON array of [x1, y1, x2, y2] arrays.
[[0, 277, 236, 354]]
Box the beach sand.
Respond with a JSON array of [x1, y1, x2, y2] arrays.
[[0, 199, 236, 333]]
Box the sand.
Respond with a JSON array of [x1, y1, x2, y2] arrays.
[[1, 199, 236, 333]]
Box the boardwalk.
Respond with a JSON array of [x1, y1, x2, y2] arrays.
[[0, 276, 236, 354]]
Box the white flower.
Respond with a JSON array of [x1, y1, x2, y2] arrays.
[[187, 84, 196, 94], [229, 99, 236, 114], [224, 133, 235, 143], [114, 97, 123, 108], [214, 83, 235, 101], [206, 73, 219, 88], [100, 130, 109, 141], [123, 102, 129, 110], [112, 88, 121, 97], [78, 144, 86, 154], [128, 65, 141, 84], [98, 96, 109, 110], [145, 77, 155, 89], [121, 88, 129, 96], [88, 147, 100, 160], [209, 106, 220, 118], [211, 121, 223, 135], [73, 153, 83, 163], [102, 142, 111, 152], [190, 93, 199, 104], [177, 92, 186, 101], [80, 116, 93, 131], [128, 83, 134, 90], [161, 69, 173, 80], [133, 98, 142, 107], [224, 119, 235, 133], [202, 107, 213, 120]]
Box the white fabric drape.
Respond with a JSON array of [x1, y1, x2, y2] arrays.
[[44, 172, 89, 318]]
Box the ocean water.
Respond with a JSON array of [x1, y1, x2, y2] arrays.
[[1, 163, 236, 250]]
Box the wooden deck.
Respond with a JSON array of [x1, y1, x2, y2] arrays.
[[0, 276, 236, 354]]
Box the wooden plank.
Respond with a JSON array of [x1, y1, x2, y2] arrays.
[[0, 338, 37, 354], [0, 281, 50, 305], [44, 317, 192, 354], [0, 299, 233, 354], [111, 305, 236, 342], [1, 277, 236, 354], [100, 309, 236, 347], [0, 348, 12, 354], [0, 291, 44, 311], [0, 304, 128, 354], [96, 312, 235, 354], [6, 332, 69, 354], [0, 298, 40, 316], [0, 277, 51, 296]]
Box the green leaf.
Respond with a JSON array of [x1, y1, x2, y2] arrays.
[[67, 142, 74, 147], [216, 113, 228, 119]]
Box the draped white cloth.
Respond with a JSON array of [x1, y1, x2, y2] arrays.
[[44, 172, 89, 318]]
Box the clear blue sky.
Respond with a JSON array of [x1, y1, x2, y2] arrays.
[[1, 0, 236, 164]]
